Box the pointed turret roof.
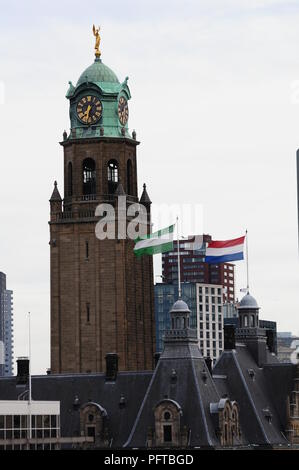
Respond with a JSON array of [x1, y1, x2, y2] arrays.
[[140, 183, 151, 205], [50, 181, 62, 202]]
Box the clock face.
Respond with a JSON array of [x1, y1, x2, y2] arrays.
[[76, 95, 102, 125], [118, 96, 129, 125]]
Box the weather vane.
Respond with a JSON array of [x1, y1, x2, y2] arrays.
[[93, 24, 101, 59]]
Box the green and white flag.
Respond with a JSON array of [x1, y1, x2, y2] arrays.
[[134, 224, 175, 257]]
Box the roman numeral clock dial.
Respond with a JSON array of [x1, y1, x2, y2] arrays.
[[118, 96, 129, 126], [76, 95, 102, 125]]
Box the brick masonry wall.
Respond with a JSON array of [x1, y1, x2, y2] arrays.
[[50, 138, 155, 373]]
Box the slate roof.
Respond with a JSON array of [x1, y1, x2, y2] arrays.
[[125, 338, 221, 448], [213, 343, 294, 447], [0, 305, 297, 449], [0, 372, 152, 448], [0, 345, 296, 448]]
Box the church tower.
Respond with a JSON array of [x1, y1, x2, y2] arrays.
[[49, 30, 155, 374]]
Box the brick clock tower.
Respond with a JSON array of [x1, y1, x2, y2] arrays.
[[49, 38, 155, 374]]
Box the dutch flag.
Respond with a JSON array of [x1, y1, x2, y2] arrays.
[[205, 235, 245, 264]]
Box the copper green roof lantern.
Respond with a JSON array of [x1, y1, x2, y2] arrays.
[[64, 26, 132, 141]]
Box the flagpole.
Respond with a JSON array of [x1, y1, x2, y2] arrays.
[[176, 216, 181, 299], [246, 230, 249, 292], [28, 311, 32, 441]]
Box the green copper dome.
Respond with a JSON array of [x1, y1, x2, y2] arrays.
[[77, 58, 119, 86]]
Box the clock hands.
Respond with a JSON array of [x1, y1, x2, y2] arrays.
[[82, 104, 92, 121]]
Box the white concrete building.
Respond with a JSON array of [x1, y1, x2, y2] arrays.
[[196, 283, 224, 364], [0, 400, 60, 450]]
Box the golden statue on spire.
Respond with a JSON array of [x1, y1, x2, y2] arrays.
[[93, 24, 101, 58]]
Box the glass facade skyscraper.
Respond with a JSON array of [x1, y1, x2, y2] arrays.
[[155, 283, 197, 353]]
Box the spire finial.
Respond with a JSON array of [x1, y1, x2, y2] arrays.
[[140, 183, 152, 205], [93, 24, 101, 59], [50, 181, 62, 202]]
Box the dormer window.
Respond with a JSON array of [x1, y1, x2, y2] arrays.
[[80, 402, 108, 449], [210, 399, 241, 447], [163, 425, 172, 442], [152, 399, 183, 447]]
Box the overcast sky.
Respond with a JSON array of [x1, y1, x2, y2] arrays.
[[0, 0, 299, 374]]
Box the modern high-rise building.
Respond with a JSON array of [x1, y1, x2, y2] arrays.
[[0, 272, 14, 376], [155, 283, 197, 352], [49, 39, 155, 373], [162, 236, 235, 302], [155, 282, 224, 364], [197, 283, 224, 363]]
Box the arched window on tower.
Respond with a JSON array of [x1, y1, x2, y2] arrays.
[[127, 159, 132, 195], [83, 158, 96, 195], [107, 160, 119, 194], [68, 162, 73, 196]]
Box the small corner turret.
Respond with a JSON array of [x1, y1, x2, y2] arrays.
[[164, 299, 198, 346], [49, 181, 62, 222]]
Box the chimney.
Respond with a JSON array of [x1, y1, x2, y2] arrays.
[[224, 324, 236, 350], [105, 353, 118, 381], [204, 357, 212, 373], [16, 357, 29, 385], [265, 329, 277, 354]]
